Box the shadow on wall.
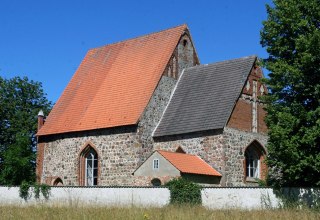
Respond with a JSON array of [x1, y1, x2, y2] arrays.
[[273, 188, 320, 208], [182, 174, 221, 185]]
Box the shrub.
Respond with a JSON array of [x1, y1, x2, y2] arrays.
[[19, 182, 51, 201], [19, 181, 31, 201], [165, 178, 202, 205]]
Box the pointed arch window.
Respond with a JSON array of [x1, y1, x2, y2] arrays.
[[79, 145, 99, 186], [53, 177, 63, 186], [244, 141, 267, 181], [246, 148, 260, 178], [85, 149, 98, 186]]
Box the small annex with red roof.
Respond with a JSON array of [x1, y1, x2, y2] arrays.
[[37, 24, 268, 187], [133, 150, 221, 186]]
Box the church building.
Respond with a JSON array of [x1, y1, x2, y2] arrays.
[[36, 24, 268, 187]]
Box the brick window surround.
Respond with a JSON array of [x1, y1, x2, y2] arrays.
[[53, 177, 63, 186], [243, 140, 267, 182], [78, 142, 100, 186]]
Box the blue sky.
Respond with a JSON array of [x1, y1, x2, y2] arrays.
[[0, 0, 273, 103]]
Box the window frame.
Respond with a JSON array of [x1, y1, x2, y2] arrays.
[[246, 149, 260, 179], [153, 158, 159, 170], [85, 149, 98, 186], [244, 141, 266, 182], [79, 143, 99, 186]]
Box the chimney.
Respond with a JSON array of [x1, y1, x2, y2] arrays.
[[37, 110, 45, 131]]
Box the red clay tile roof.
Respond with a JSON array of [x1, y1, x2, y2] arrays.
[[38, 24, 188, 136], [158, 150, 222, 176]]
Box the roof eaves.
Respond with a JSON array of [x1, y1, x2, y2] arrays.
[[158, 150, 221, 177], [181, 171, 221, 176], [195, 155, 222, 177]]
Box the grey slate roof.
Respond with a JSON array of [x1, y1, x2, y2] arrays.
[[153, 55, 257, 137]]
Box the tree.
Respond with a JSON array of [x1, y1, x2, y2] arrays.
[[0, 76, 51, 185], [261, 0, 320, 186]]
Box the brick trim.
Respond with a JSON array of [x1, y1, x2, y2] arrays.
[[243, 140, 267, 182], [36, 142, 45, 183], [78, 141, 101, 186]]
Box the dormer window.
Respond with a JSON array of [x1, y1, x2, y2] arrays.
[[153, 159, 159, 170]]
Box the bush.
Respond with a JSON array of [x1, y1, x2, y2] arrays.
[[19, 181, 31, 201], [33, 183, 51, 200], [165, 178, 202, 205], [19, 182, 51, 201]]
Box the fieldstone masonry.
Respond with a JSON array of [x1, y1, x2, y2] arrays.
[[153, 127, 267, 186], [38, 30, 268, 187], [41, 74, 176, 186], [222, 127, 267, 186], [41, 126, 139, 185], [39, 34, 199, 186]]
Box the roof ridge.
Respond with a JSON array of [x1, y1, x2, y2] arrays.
[[157, 149, 194, 156], [38, 24, 187, 136], [185, 55, 257, 71], [91, 24, 188, 51]]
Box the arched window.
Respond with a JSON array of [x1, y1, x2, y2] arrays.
[[79, 145, 99, 186], [246, 148, 260, 178], [244, 141, 266, 181], [151, 178, 161, 186], [53, 177, 63, 186]]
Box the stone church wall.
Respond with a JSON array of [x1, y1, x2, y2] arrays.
[[136, 76, 176, 165], [152, 127, 267, 187], [40, 74, 176, 186], [39, 34, 198, 186], [37, 33, 267, 187], [153, 130, 226, 186], [41, 126, 139, 185], [222, 127, 268, 186]]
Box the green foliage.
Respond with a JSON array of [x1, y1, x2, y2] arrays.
[[257, 178, 268, 187], [19, 181, 51, 201], [0, 76, 52, 185], [19, 181, 31, 201], [260, 0, 320, 187], [33, 183, 41, 199], [273, 188, 320, 210], [165, 178, 202, 205], [33, 183, 51, 200], [40, 183, 51, 200]]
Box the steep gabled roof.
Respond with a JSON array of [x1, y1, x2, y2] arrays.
[[158, 150, 221, 176], [153, 55, 257, 137], [38, 24, 188, 136]]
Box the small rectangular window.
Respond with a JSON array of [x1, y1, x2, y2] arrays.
[[153, 159, 159, 170]]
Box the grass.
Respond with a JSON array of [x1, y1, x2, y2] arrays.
[[0, 205, 319, 220]]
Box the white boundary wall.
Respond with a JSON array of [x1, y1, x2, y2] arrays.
[[0, 187, 318, 209], [0, 187, 170, 207], [202, 188, 280, 209]]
